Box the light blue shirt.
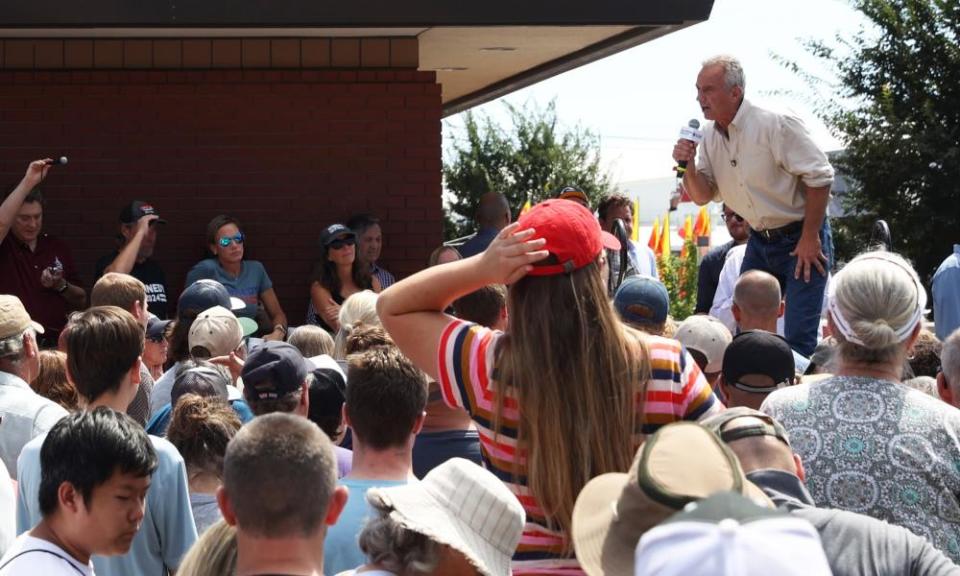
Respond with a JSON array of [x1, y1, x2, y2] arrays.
[[933, 245, 960, 341], [185, 259, 272, 319], [148, 362, 180, 420], [0, 371, 67, 479], [323, 478, 409, 575], [16, 430, 197, 576]]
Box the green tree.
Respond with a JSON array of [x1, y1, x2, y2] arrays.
[[790, 0, 959, 282], [443, 100, 613, 240], [656, 239, 699, 321]]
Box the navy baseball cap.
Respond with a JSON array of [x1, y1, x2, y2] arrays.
[[119, 200, 167, 225], [614, 276, 670, 326], [241, 341, 310, 401], [319, 224, 356, 247], [177, 279, 245, 319], [146, 314, 172, 341]]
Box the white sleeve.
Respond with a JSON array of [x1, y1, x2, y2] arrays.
[[709, 245, 746, 333]]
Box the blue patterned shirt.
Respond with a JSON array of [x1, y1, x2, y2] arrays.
[[762, 376, 960, 562]]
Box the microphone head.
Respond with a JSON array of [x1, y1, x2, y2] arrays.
[[58, 156, 68, 165], [688, 119, 701, 129]]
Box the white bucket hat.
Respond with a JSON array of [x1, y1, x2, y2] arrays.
[[365, 458, 525, 576]]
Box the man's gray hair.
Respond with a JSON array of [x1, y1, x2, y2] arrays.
[[0, 328, 35, 364], [942, 329, 960, 385], [702, 55, 746, 91]]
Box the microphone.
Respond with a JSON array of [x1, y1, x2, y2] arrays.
[[44, 156, 68, 166], [675, 119, 702, 176]]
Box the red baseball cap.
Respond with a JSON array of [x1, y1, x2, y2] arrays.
[[517, 199, 621, 276]]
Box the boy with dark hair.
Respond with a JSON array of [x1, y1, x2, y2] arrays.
[[0, 408, 157, 575], [324, 346, 427, 574], [16, 307, 197, 576], [218, 413, 347, 575]]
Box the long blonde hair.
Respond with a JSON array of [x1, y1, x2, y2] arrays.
[[496, 258, 650, 542], [176, 519, 237, 576]]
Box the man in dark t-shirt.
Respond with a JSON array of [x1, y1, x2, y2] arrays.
[[695, 204, 750, 314], [95, 201, 169, 318], [0, 159, 86, 345]]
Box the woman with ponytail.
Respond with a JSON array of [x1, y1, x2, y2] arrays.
[[333, 290, 381, 360], [763, 250, 960, 563], [166, 394, 241, 534], [377, 200, 721, 574]]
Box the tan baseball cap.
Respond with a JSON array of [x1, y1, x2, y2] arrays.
[[188, 306, 257, 357], [674, 315, 732, 373], [0, 295, 44, 340], [571, 422, 773, 576]]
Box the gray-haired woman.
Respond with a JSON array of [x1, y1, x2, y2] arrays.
[[762, 250, 960, 563]]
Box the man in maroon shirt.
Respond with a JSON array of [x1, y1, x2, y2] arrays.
[[0, 159, 85, 346]]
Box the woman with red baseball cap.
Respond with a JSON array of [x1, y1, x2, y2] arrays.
[[378, 199, 722, 574]]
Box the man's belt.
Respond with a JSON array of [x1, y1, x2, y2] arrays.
[[753, 220, 804, 242]]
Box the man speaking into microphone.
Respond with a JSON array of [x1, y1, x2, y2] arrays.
[[672, 55, 834, 357]]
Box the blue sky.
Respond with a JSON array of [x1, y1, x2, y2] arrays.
[[444, 0, 866, 184]]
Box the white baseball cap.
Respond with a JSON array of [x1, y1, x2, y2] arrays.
[[634, 492, 831, 576]]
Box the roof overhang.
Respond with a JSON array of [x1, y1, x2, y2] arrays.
[[0, 0, 714, 116]]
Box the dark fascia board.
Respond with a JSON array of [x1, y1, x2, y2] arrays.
[[442, 23, 687, 117], [0, 0, 712, 28]]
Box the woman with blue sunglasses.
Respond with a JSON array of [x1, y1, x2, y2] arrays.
[[185, 215, 288, 340]]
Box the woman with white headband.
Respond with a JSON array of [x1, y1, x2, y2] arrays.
[[762, 250, 960, 563]]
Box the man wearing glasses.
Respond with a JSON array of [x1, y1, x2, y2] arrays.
[[695, 204, 750, 313], [96, 201, 169, 319]]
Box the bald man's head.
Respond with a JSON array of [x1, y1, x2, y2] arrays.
[[476, 192, 511, 229], [733, 270, 783, 329]]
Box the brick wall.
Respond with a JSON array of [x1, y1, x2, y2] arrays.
[[0, 65, 443, 322]]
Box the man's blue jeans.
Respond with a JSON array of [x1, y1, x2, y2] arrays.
[[741, 220, 833, 357]]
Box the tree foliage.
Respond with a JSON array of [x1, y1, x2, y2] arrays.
[[657, 239, 700, 321], [442, 100, 613, 240], [793, 0, 960, 282]]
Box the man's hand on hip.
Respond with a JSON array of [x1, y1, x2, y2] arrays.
[[791, 231, 827, 282]]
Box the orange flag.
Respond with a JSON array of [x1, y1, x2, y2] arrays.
[[659, 213, 671, 258], [693, 206, 709, 238], [648, 217, 661, 252], [680, 215, 694, 257]]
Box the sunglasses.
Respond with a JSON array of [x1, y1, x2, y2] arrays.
[[218, 233, 245, 247], [146, 335, 166, 344], [329, 237, 356, 250], [721, 212, 745, 223]]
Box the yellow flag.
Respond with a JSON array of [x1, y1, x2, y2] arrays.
[[631, 198, 640, 242], [520, 199, 532, 217], [648, 217, 660, 252], [659, 213, 671, 258]]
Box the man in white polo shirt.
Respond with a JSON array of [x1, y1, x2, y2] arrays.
[[0, 295, 67, 478]]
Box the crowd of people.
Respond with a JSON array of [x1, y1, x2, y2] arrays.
[[1, 54, 960, 576]]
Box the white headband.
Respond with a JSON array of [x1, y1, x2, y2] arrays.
[[828, 253, 926, 347]]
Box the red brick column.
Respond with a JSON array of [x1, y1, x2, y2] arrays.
[[0, 68, 442, 321]]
